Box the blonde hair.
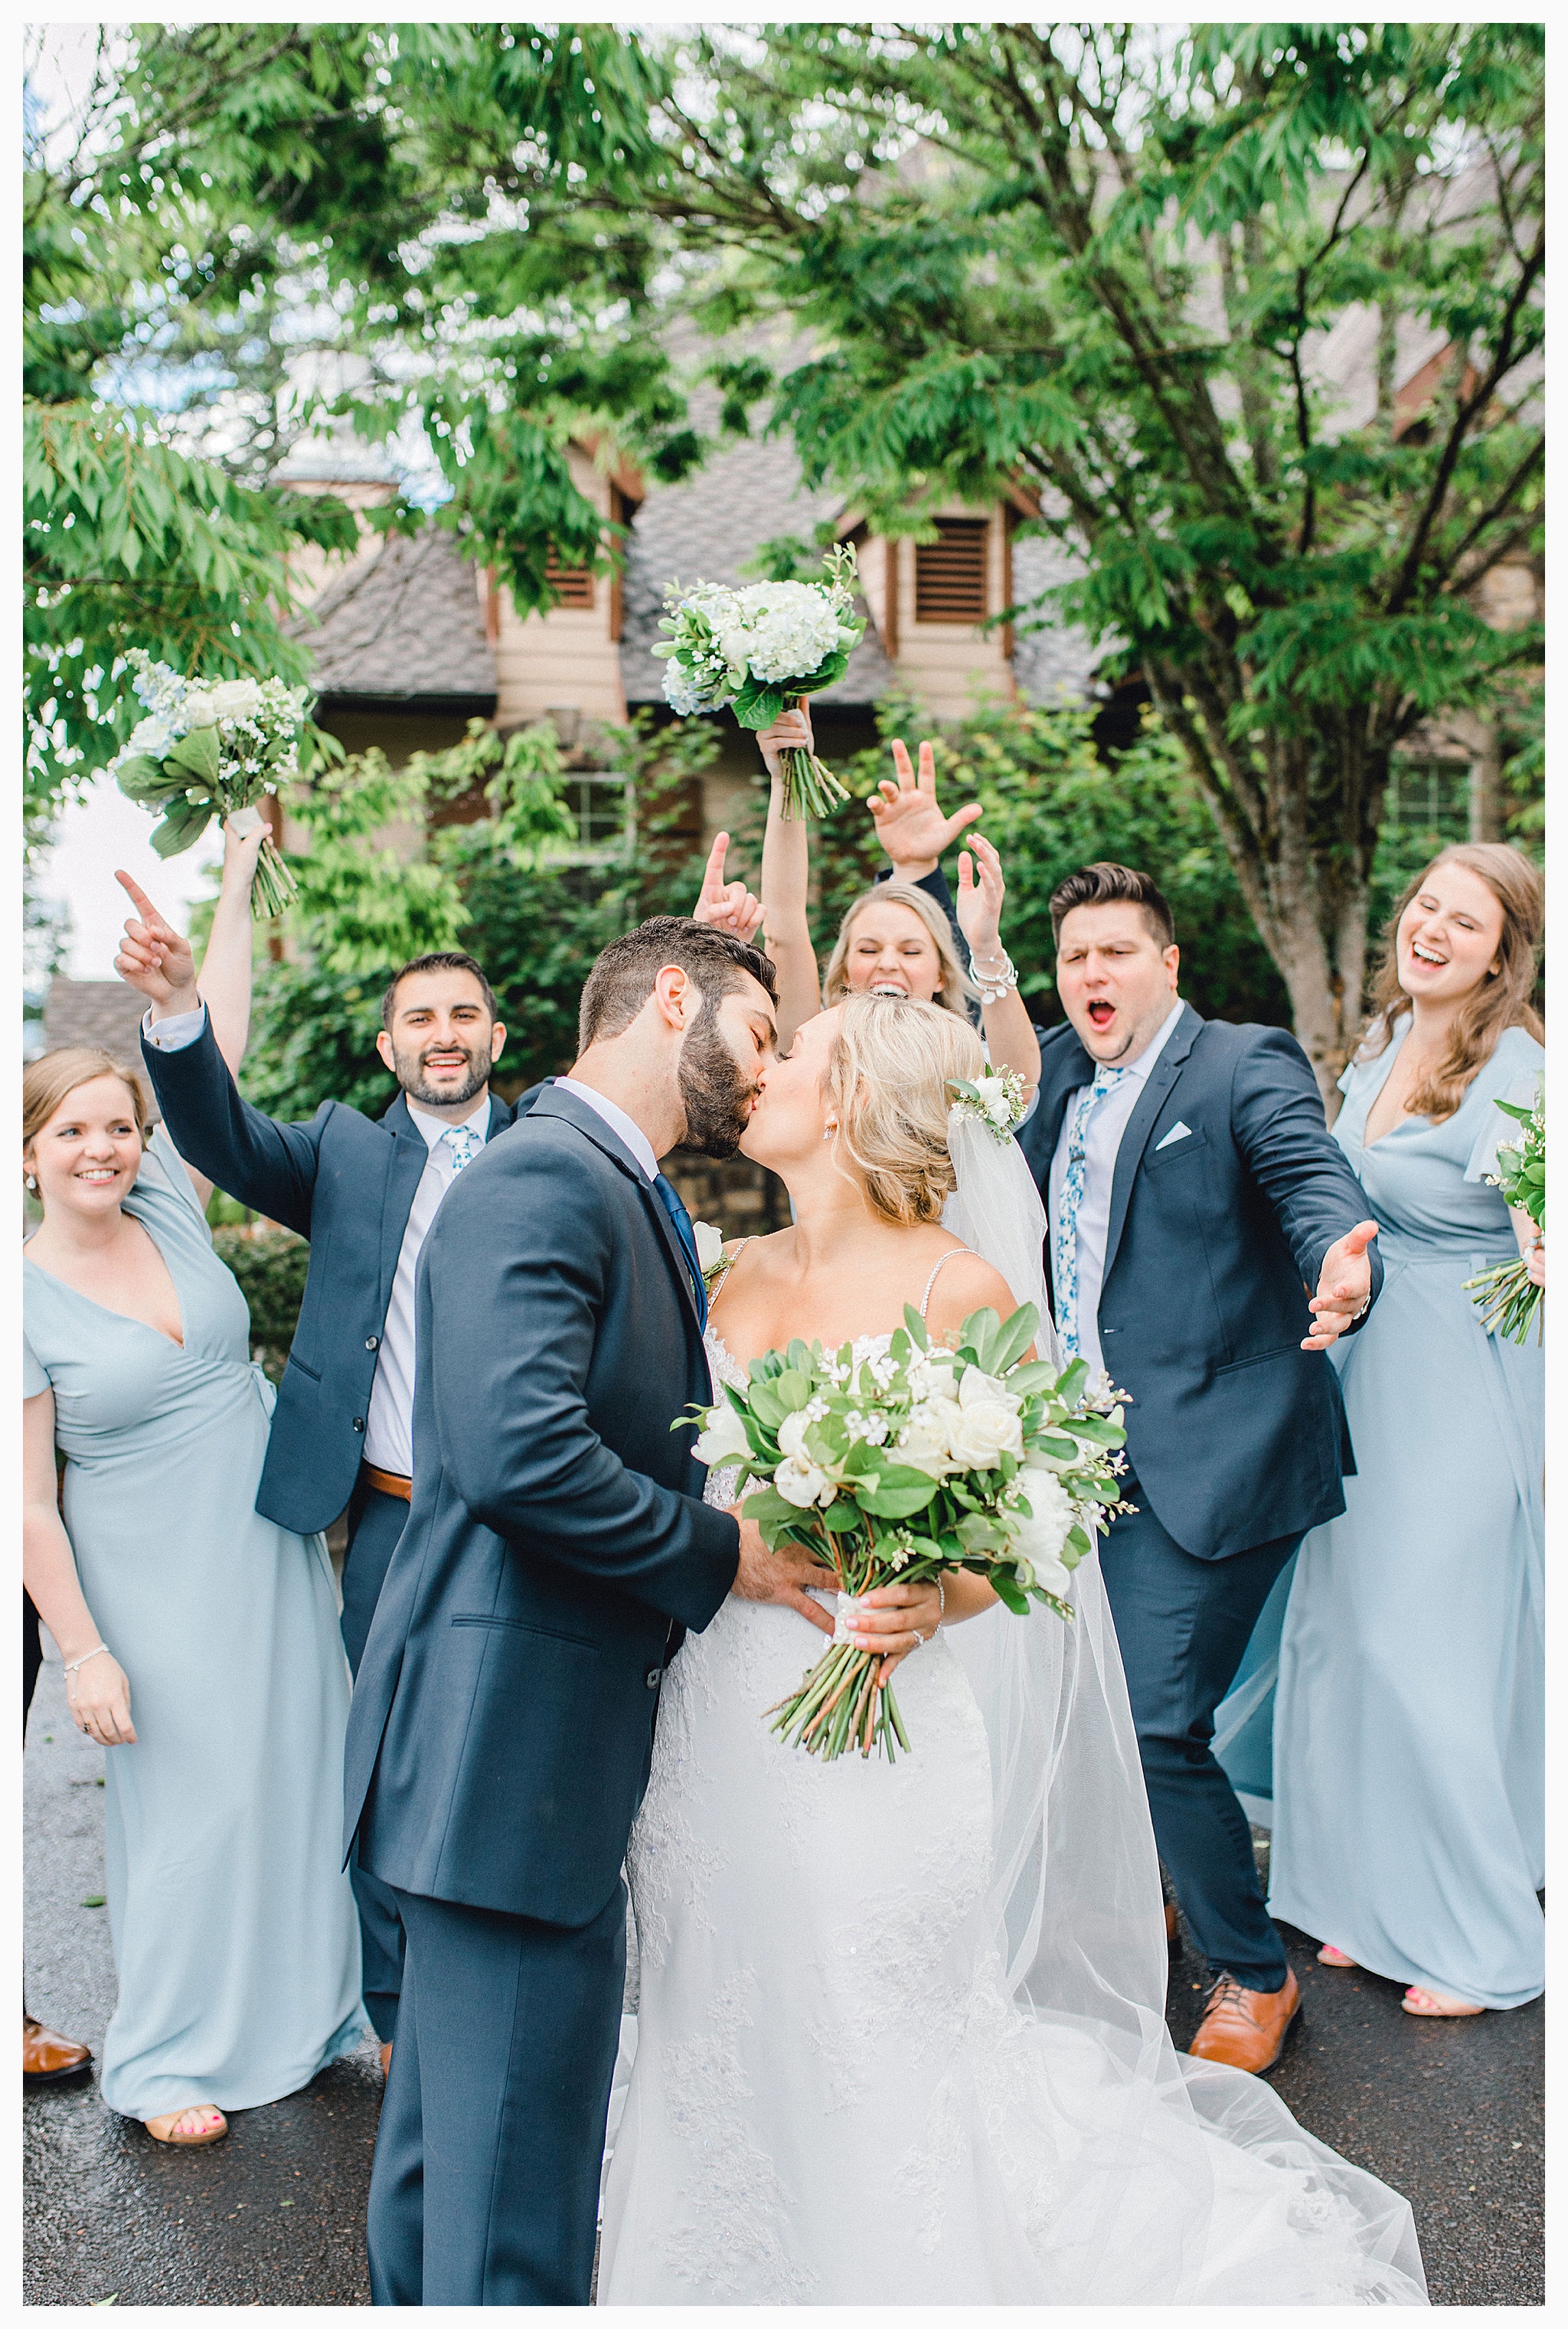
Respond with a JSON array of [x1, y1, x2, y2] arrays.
[[23, 1048, 151, 1168], [1361, 843, 1544, 1121], [825, 995, 985, 1227], [822, 881, 978, 1014]]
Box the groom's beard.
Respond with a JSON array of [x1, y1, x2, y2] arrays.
[[677, 1001, 760, 1160], [389, 1035, 492, 1109]]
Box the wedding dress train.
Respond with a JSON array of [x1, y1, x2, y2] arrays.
[[596, 1326, 1426, 2305]]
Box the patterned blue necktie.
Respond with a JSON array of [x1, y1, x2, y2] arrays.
[[654, 1172, 709, 1331], [1054, 1066, 1128, 1358], [440, 1122, 484, 1175]]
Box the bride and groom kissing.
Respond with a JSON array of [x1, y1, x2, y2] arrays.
[[345, 914, 1426, 2307]]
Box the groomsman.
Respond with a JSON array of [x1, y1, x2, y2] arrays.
[[1019, 862, 1380, 2075], [123, 900, 517, 2063]]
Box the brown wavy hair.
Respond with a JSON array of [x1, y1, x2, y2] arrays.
[[1360, 844, 1544, 1122]]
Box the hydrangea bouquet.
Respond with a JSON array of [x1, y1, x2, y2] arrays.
[[1465, 1081, 1545, 1343], [655, 544, 865, 820], [684, 1302, 1129, 1763], [109, 652, 309, 920]]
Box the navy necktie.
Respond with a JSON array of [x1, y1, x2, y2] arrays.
[[653, 1172, 708, 1331]]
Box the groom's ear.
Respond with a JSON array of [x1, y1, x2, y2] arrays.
[[651, 965, 697, 1031]]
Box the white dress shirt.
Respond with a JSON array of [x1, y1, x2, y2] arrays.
[[1047, 1001, 1184, 1381], [553, 1076, 658, 1182], [364, 1093, 493, 1475]]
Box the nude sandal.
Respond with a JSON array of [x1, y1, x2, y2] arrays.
[[145, 2104, 228, 2145], [1402, 1986, 1484, 2018], [1316, 1943, 1357, 1968]]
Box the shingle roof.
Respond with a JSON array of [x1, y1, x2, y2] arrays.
[[289, 528, 498, 709]]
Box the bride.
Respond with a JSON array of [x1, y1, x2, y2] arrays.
[[597, 995, 1426, 2305]]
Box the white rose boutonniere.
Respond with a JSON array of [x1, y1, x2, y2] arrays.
[[693, 1220, 727, 1282]]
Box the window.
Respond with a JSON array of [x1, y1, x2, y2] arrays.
[[545, 549, 594, 608], [1373, 758, 1471, 895], [564, 771, 633, 860], [914, 518, 989, 622]]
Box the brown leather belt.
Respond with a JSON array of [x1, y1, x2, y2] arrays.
[[361, 1462, 412, 1503]]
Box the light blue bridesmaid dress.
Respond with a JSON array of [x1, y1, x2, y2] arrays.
[[1266, 1021, 1544, 2007], [23, 1130, 368, 2116]]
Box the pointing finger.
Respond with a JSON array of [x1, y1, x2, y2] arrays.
[[114, 870, 168, 929], [701, 833, 730, 896]]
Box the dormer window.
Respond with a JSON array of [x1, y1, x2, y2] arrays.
[[915, 519, 988, 623], [545, 549, 595, 608]]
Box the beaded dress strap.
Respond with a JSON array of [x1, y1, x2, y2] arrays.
[[920, 1246, 975, 1319]]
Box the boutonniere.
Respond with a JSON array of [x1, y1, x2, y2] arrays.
[[693, 1219, 727, 1285]]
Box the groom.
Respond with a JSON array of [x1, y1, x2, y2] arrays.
[[343, 917, 835, 2307], [1019, 863, 1380, 2076]]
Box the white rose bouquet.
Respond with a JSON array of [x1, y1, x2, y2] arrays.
[[654, 544, 865, 820], [682, 1301, 1129, 1762], [109, 652, 309, 920], [1464, 1080, 1545, 1344]]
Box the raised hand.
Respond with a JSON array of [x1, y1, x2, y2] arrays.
[[755, 698, 814, 781], [113, 872, 199, 1014], [1303, 1220, 1380, 1351], [691, 832, 765, 945], [869, 737, 982, 879], [955, 831, 1008, 964]]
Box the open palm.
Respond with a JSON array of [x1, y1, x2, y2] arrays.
[[869, 737, 982, 874]]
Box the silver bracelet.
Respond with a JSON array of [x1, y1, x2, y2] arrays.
[[937, 1577, 946, 1625], [969, 948, 1018, 1006], [64, 1644, 109, 1679]]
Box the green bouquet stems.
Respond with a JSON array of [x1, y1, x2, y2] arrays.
[[777, 744, 852, 824]]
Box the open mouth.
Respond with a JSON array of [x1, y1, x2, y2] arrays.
[[867, 981, 908, 998], [423, 1052, 471, 1072], [1087, 1000, 1116, 1030], [75, 1168, 121, 1184], [1410, 942, 1447, 967]]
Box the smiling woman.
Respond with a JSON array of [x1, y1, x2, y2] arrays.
[[21, 1047, 369, 2146]]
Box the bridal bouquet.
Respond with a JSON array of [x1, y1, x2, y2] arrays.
[[684, 1302, 1128, 1763], [1465, 1082, 1545, 1343], [109, 652, 307, 920], [654, 544, 864, 820]]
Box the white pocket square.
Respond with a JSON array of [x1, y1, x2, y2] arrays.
[[1154, 1122, 1193, 1151]]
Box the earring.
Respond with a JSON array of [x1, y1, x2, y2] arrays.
[[25, 1174, 38, 1192], [822, 1122, 838, 1142]]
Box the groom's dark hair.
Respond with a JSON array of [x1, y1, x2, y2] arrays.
[[579, 918, 777, 1050]]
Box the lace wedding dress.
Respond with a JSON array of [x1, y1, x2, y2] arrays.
[[596, 1319, 1427, 2306]]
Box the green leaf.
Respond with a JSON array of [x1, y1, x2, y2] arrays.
[[990, 1570, 1030, 1616], [150, 799, 213, 858], [854, 1469, 939, 1518], [903, 1304, 930, 1352], [168, 724, 221, 785], [740, 1483, 805, 1543], [773, 1371, 813, 1413], [1054, 1357, 1089, 1409], [81, 1894, 106, 1907], [992, 1302, 1040, 1374], [114, 753, 185, 804]]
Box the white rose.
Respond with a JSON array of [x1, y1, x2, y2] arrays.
[[947, 1400, 1025, 1471], [1011, 1469, 1076, 1592], [693, 1220, 725, 1275], [692, 1406, 752, 1468], [906, 1351, 958, 1403], [957, 1366, 1021, 1415], [774, 1454, 835, 1508], [205, 678, 263, 719], [898, 1396, 963, 1477], [181, 691, 220, 728]]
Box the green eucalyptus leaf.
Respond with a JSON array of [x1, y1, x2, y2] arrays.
[[149, 799, 212, 857], [168, 724, 221, 785]]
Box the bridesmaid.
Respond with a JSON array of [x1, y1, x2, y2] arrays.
[[1269, 843, 1544, 2017], [22, 828, 366, 2145]]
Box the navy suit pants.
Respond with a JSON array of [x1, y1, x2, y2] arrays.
[[367, 1881, 626, 2306], [341, 1481, 410, 2041], [1100, 1481, 1299, 1993]]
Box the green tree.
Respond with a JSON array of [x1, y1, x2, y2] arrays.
[[591, 21, 1542, 1086]]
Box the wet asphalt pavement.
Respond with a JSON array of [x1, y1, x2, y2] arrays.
[[25, 1654, 1543, 2306]]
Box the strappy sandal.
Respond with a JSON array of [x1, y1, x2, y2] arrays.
[[145, 2104, 228, 2145], [1402, 1986, 1484, 2018]]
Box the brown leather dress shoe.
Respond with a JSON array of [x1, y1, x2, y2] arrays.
[[1187, 1968, 1300, 2074], [24, 2015, 93, 2086]]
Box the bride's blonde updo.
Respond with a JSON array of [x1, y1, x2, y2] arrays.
[[825, 995, 985, 1227]]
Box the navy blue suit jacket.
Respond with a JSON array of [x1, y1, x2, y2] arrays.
[[139, 1014, 513, 1535], [342, 1084, 740, 1929], [1018, 1004, 1382, 1560]]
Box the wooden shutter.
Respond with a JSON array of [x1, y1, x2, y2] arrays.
[[914, 518, 988, 622], [544, 548, 594, 608]]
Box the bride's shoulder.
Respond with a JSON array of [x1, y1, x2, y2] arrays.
[[921, 1242, 1019, 1339]]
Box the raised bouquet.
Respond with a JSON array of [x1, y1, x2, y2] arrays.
[[654, 543, 864, 820], [684, 1302, 1129, 1763], [109, 652, 308, 920], [1465, 1081, 1545, 1344]]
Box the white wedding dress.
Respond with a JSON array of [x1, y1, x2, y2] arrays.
[[595, 1318, 1428, 2307]]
